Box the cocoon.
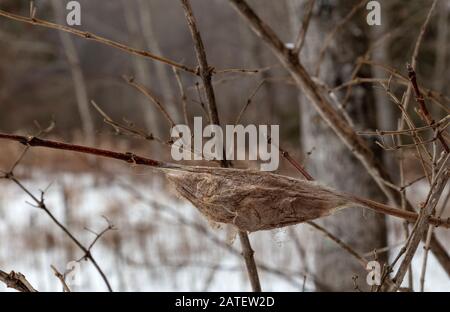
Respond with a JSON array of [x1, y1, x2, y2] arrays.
[[166, 166, 449, 232]]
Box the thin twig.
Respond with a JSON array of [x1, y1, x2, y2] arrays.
[[314, 0, 366, 76], [397, 0, 439, 177], [8, 176, 114, 292], [123, 75, 176, 128], [407, 65, 449, 153], [0, 9, 196, 74], [180, 0, 261, 291], [390, 155, 449, 291], [292, 0, 315, 55], [358, 115, 450, 136], [334, 73, 450, 114], [307, 221, 367, 267], [2, 140, 127, 292], [173, 67, 190, 127], [50, 265, 72, 292], [235, 80, 266, 125]]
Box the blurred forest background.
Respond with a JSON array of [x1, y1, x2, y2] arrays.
[[0, 0, 449, 291]]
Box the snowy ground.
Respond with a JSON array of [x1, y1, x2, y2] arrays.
[[0, 171, 448, 291]]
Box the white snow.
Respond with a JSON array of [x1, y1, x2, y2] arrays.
[[0, 171, 448, 291]]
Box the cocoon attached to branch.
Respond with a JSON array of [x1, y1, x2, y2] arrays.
[[1, 133, 446, 231], [166, 166, 449, 232]]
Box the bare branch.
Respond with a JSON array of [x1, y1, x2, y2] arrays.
[[0, 270, 37, 292], [292, 0, 315, 55], [173, 67, 190, 127], [0, 133, 167, 168], [50, 265, 71, 292], [0, 9, 196, 74], [180, 0, 261, 291], [407, 65, 449, 153], [123, 75, 176, 128], [391, 155, 449, 291], [314, 0, 366, 76]]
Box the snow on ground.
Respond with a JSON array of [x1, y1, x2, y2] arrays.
[[0, 171, 448, 291]]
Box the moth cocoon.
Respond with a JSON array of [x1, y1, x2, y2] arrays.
[[165, 166, 449, 232], [166, 166, 354, 232]]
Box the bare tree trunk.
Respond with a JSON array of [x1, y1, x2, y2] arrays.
[[137, 0, 180, 123], [288, 0, 388, 291], [122, 0, 162, 136], [51, 0, 95, 145]]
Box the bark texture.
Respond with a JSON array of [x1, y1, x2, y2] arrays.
[[289, 0, 388, 291]]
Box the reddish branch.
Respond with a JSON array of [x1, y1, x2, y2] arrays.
[[407, 65, 449, 153], [1, 132, 448, 230], [0, 133, 166, 168]]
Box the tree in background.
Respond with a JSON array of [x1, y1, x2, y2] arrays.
[[288, 0, 387, 291]]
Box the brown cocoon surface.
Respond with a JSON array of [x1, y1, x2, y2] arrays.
[[167, 166, 449, 232], [169, 166, 361, 232]]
